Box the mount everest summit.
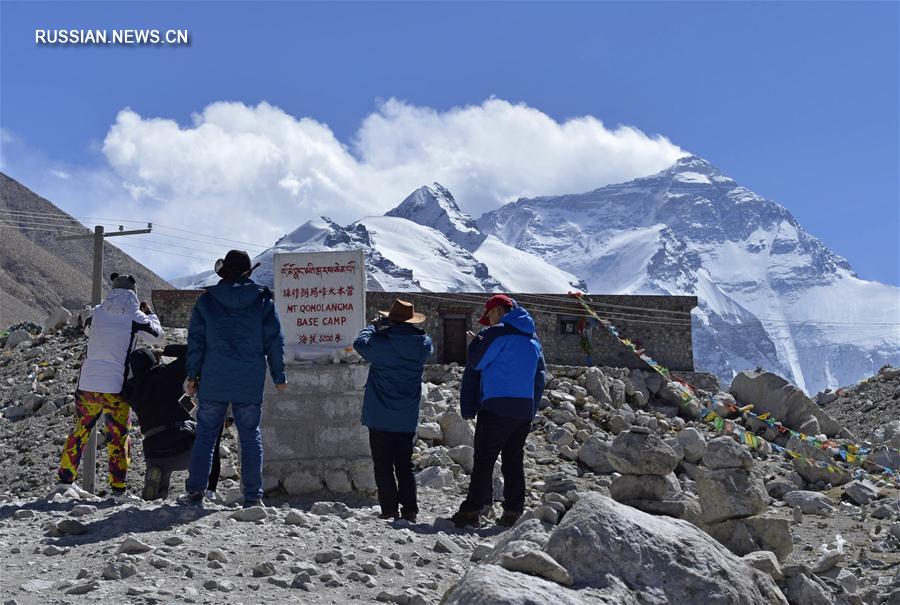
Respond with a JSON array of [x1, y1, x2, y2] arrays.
[[173, 156, 899, 395]]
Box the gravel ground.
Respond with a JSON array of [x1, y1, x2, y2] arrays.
[[1, 328, 899, 604]]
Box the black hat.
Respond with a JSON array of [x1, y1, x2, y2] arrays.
[[110, 273, 136, 291], [215, 250, 260, 279]]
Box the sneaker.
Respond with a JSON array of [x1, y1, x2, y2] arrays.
[[449, 510, 480, 529], [50, 482, 93, 499], [379, 510, 399, 520], [243, 499, 265, 509], [400, 509, 417, 523], [177, 491, 204, 506], [110, 488, 141, 504], [497, 510, 522, 527], [142, 466, 162, 501]]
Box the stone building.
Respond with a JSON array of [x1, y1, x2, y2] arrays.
[[152, 289, 697, 371]]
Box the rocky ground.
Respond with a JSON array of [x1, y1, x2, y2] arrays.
[[818, 367, 900, 448], [1, 321, 899, 604]]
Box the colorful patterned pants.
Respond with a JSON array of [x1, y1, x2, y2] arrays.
[[58, 391, 131, 489]]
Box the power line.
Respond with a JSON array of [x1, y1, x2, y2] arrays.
[[0, 225, 82, 235], [1, 209, 269, 250], [111, 240, 220, 263], [0, 218, 89, 231], [150, 223, 270, 250], [138, 235, 239, 257]]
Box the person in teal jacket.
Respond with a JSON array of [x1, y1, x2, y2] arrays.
[[354, 299, 433, 522], [181, 250, 286, 508]]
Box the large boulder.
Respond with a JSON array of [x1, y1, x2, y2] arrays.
[[442, 564, 639, 605], [703, 437, 753, 470], [782, 569, 837, 605], [619, 491, 703, 525], [584, 368, 613, 406], [610, 473, 680, 502], [658, 381, 701, 418], [843, 479, 880, 505], [729, 370, 848, 438], [4, 329, 31, 349], [576, 434, 614, 474], [782, 491, 835, 516], [628, 370, 650, 407], [607, 428, 679, 476], [544, 493, 787, 604], [448, 445, 474, 474], [696, 468, 768, 524], [704, 516, 793, 562], [439, 412, 475, 448], [785, 436, 851, 486], [43, 307, 72, 332], [870, 419, 900, 449], [676, 427, 707, 464], [868, 420, 900, 471]]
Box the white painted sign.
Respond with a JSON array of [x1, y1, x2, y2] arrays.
[[274, 250, 365, 361]]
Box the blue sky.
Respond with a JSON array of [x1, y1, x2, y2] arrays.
[[1, 1, 898, 284]]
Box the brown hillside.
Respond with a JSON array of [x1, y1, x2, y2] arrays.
[[0, 172, 171, 326]]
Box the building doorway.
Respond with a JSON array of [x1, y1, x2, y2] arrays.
[[442, 317, 468, 364]]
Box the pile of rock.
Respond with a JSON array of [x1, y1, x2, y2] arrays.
[[698, 437, 792, 561], [442, 493, 788, 605], [607, 427, 702, 524]]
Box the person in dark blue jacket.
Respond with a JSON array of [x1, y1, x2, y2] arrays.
[[181, 250, 287, 507], [451, 294, 545, 528], [353, 299, 433, 522]]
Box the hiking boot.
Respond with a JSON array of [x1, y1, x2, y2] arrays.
[[497, 510, 522, 527], [449, 510, 480, 529], [177, 491, 204, 506], [142, 466, 162, 501], [400, 509, 417, 523], [243, 499, 265, 509], [379, 510, 399, 520]]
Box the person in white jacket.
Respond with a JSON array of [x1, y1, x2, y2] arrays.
[[56, 273, 164, 499]]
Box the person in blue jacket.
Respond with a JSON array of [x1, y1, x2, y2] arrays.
[[181, 250, 287, 507], [450, 294, 546, 528], [353, 299, 433, 522]]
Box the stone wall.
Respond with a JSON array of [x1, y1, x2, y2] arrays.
[[261, 363, 375, 496], [152, 289, 203, 328], [367, 292, 697, 372], [152, 289, 697, 371]]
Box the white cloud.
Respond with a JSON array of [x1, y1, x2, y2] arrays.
[[9, 99, 686, 279]]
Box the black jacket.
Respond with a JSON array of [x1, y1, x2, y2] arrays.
[[125, 345, 195, 458]]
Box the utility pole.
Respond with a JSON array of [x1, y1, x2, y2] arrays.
[[58, 224, 152, 493]]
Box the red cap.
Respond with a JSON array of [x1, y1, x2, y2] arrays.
[[478, 294, 515, 326]]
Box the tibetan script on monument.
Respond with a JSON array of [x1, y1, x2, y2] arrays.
[[274, 250, 366, 360]]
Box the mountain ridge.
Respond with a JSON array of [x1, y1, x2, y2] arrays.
[[171, 156, 899, 394], [0, 173, 172, 326]]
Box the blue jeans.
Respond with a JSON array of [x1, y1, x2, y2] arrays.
[[186, 400, 263, 501]]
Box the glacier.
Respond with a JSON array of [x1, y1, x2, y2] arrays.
[[173, 158, 899, 394]]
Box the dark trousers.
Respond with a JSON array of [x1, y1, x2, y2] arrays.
[[460, 410, 531, 514], [368, 429, 417, 515], [145, 423, 223, 498]]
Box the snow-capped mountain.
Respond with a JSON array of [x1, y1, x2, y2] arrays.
[[385, 183, 485, 252], [173, 159, 897, 394], [479, 156, 900, 394], [173, 188, 584, 294]]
